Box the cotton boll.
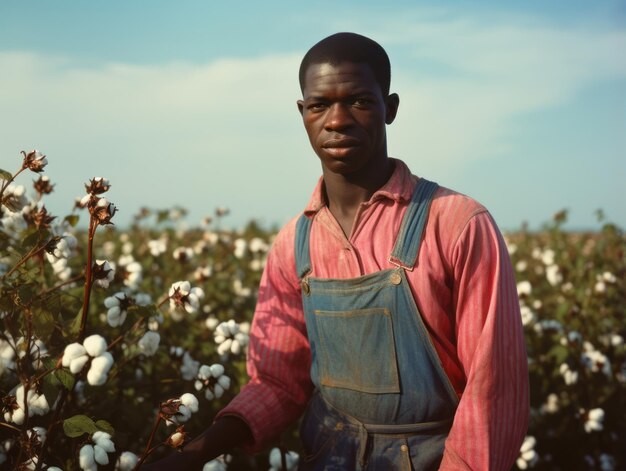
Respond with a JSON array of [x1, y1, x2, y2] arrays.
[[209, 364, 224, 377], [217, 339, 232, 356], [217, 375, 231, 391], [138, 331, 160, 356], [180, 393, 199, 413], [87, 352, 114, 386], [94, 444, 110, 465], [70, 355, 90, 374], [62, 343, 87, 367], [93, 431, 115, 453], [83, 335, 107, 357], [79, 444, 96, 471], [117, 451, 139, 471]]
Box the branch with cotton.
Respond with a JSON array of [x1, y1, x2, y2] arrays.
[[3, 383, 50, 425], [61, 335, 114, 386]]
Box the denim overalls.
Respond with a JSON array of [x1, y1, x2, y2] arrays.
[[295, 179, 459, 470]]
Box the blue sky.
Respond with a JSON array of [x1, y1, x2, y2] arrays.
[[1, 1, 624, 231]]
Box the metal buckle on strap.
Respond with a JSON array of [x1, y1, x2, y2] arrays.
[[388, 256, 415, 272]]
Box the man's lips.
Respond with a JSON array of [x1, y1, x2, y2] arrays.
[[322, 138, 360, 149]]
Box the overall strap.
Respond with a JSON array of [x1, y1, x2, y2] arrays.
[[389, 179, 439, 271], [295, 213, 313, 278]]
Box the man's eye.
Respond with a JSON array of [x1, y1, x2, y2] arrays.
[[352, 98, 371, 107], [308, 103, 327, 111]]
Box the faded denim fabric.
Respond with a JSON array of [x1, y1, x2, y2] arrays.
[[295, 179, 459, 470]]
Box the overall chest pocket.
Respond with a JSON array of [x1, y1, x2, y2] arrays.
[[313, 308, 400, 394]]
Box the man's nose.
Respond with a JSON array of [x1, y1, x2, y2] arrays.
[[324, 103, 353, 131]]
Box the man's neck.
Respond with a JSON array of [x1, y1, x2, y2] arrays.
[[322, 158, 394, 237]]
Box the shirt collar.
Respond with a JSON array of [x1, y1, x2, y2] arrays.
[[304, 158, 417, 216]]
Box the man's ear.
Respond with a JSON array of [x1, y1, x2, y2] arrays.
[[385, 93, 399, 124], [297, 100, 304, 116]]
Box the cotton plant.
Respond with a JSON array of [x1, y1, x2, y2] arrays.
[[0, 334, 48, 376], [93, 259, 115, 288], [194, 364, 231, 400], [515, 436, 538, 469], [203, 455, 231, 471], [169, 347, 200, 380], [173, 246, 194, 263], [581, 343, 611, 376], [559, 363, 579, 385], [179, 351, 200, 381], [163, 393, 199, 425], [44, 232, 78, 281], [79, 431, 116, 471], [20, 456, 62, 471], [3, 384, 50, 425], [168, 281, 205, 320], [115, 451, 138, 471], [117, 254, 143, 290], [61, 335, 114, 386], [214, 320, 250, 356], [104, 291, 152, 328], [268, 447, 299, 470], [583, 408, 605, 433], [138, 331, 160, 357]]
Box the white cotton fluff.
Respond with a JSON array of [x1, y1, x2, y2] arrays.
[[116, 451, 139, 471], [87, 352, 114, 386], [4, 384, 50, 424], [180, 352, 200, 381], [138, 331, 160, 357], [83, 335, 107, 357], [79, 444, 96, 471], [180, 393, 199, 414], [584, 408, 605, 433], [203, 460, 227, 471], [62, 343, 89, 374], [516, 436, 538, 469], [269, 447, 300, 470]]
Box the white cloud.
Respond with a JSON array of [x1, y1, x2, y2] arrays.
[[0, 11, 624, 228]]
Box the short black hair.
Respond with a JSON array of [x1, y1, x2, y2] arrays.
[[299, 32, 391, 96]]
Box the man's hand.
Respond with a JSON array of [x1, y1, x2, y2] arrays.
[[140, 416, 253, 470]]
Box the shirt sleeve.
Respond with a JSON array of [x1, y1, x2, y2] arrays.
[[216, 222, 314, 450], [439, 212, 530, 470]]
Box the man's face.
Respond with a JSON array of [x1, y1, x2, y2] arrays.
[[297, 62, 398, 176]]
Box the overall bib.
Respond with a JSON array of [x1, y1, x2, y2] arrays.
[[295, 179, 459, 471]]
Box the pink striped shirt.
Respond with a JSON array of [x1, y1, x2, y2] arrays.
[[219, 159, 529, 470]]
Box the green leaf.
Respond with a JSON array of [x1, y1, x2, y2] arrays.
[[63, 414, 97, 438], [54, 368, 75, 390], [95, 420, 115, 436], [41, 377, 60, 408], [64, 214, 80, 227], [0, 169, 12, 181], [32, 308, 56, 342], [67, 308, 83, 337]]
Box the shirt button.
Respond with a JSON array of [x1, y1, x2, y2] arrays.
[[400, 444, 408, 452], [390, 271, 402, 285]]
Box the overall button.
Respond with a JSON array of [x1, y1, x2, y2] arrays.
[[400, 444, 408, 453], [302, 279, 310, 295], [390, 271, 402, 285]]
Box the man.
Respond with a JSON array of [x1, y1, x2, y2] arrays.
[[146, 32, 529, 470]]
